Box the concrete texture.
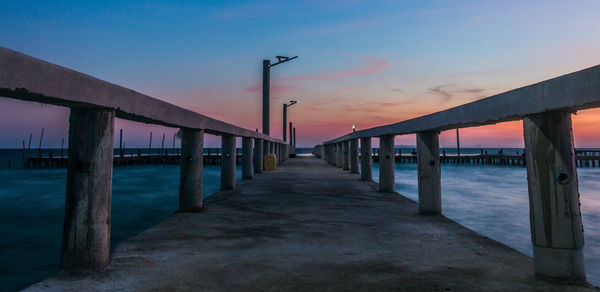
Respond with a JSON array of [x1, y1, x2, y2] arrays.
[[242, 137, 253, 179], [350, 139, 359, 174], [523, 111, 586, 283], [27, 157, 596, 291], [417, 132, 441, 215], [220, 135, 236, 190], [178, 129, 204, 212], [253, 138, 263, 174], [62, 108, 114, 273], [379, 135, 395, 192], [0, 47, 284, 143], [360, 137, 372, 181]]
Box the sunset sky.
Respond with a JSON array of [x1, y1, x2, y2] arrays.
[[1, 0, 600, 148]]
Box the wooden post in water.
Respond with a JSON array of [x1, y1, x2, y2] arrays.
[[221, 135, 236, 190], [417, 131, 441, 215], [456, 128, 460, 157], [342, 140, 350, 171], [61, 138, 65, 158], [242, 137, 254, 179], [360, 137, 372, 181], [178, 129, 204, 212], [523, 111, 585, 283], [379, 135, 395, 192], [161, 133, 165, 155], [61, 108, 114, 273], [350, 138, 359, 174], [172, 132, 176, 155], [38, 128, 44, 158], [254, 138, 263, 174], [148, 132, 152, 155]]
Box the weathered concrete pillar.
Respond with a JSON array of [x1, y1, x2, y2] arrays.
[[221, 135, 236, 190], [336, 143, 343, 168], [263, 140, 269, 170], [178, 128, 204, 212], [379, 135, 395, 192], [360, 137, 372, 181], [417, 131, 441, 215], [61, 108, 114, 273], [331, 145, 336, 166], [242, 137, 253, 179], [254, 138, 263, 174], [523, 111, 586, 283], [350, 139, 359, 174], [342, 140, 350, 170]]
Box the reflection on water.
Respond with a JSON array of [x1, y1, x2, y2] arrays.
[[373, 162, 600, 286]]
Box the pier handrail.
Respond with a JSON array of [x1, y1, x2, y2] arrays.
[[322, 63, 600, 283], [0, 47, 283, 143], [324, 64, 600, 144]]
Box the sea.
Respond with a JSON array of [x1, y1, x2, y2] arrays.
[[0, 147, 598, 290]]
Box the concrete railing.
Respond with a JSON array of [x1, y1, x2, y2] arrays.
[[0, 47, 290, 273], [321, 64, 600, 284]]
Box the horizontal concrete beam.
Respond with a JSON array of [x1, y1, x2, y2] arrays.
[[325, 64, 600, 144], [0, 47, 284, 143]]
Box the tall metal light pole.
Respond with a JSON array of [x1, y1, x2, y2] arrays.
[[283, 100, 297, 142], [262, 55, 297, 135]]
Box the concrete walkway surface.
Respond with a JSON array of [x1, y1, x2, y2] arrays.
[[25, 157, 598, 291]]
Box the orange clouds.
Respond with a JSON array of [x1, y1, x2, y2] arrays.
[[275, 54, 390, 82]]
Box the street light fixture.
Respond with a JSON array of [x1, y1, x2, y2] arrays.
[[283, 100, 298, 142], [352, 125, 357, 133], [262, 55, 298, 135]]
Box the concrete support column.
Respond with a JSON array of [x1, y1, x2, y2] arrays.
[[263, 140, 269, 170], [342, 140, 350, 170], [417, 131, 441, 215], [350, 139, 359, 174], [61, 107, 114, 273], [331, 145, 336, 166], [523, 111, 585, 283], [379, 135, 395, 192], [179, 128, 204, 212], [254, 138, 263, 174], [242, 137, 253, 179], [336, 143, 343, 168], [360, 137, 372, 181], [221, 135, 236, 190]]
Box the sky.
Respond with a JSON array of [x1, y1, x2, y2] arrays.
[[1, 0, 600, 148]]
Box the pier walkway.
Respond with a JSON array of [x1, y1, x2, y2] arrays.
[[26, 157, 594, 291]]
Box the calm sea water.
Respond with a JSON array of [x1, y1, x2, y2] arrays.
[[0, 147, 598, 290], [372, 162, 600, 286]]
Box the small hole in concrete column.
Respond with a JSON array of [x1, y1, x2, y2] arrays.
[[557, 172, 569, 184], [386, 155, 390, 159], [430, 160, 435, 166]]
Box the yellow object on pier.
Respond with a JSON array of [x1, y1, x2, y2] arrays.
[[264, 154, 277, 171]]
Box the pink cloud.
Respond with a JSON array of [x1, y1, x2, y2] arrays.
[[340, 86, 365, 91], [275, 54, 390, 82]]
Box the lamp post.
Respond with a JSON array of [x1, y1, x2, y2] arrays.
[[352, 125, 356, 133], [262, 55, 298, 135], [283, 100, 298, 142]]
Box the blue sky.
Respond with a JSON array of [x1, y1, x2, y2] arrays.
[[1, 0, 600, 147]]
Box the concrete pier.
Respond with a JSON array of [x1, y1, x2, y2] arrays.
[[253, 138, 263, 174], [178, 129, 204, 212], [379, 135, 395, 192], [360, 137, 372, 181], [242, 137, 253, 179], [28, 157, 595, 291], [61, 108, 114, 273], [417, 131, 441, 215], [342, 140, 350, 171], [220, 135, 236, 190], [349, 138, 359, 174], [336, 143, 343, 168], [523, 111, 586, 283]]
